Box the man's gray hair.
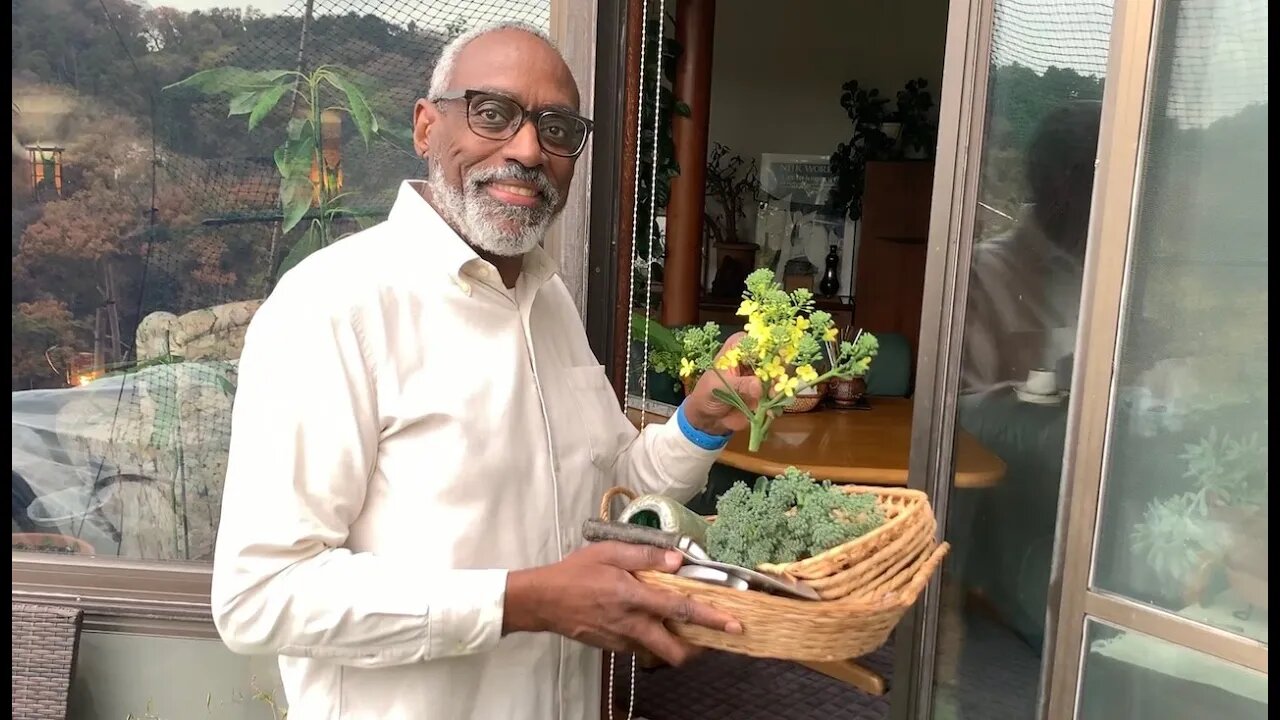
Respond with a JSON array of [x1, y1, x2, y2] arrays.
[[427, 21, 558, 100]]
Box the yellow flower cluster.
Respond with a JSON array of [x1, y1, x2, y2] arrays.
[[671, 269, 878, 453], [707, 298, 834, 398]]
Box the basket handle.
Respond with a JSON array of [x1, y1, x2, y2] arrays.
[[897, 542, 951, 609], [599, 486, 638, 522]]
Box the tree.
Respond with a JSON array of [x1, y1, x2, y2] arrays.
[[12, 299, 87, 390]]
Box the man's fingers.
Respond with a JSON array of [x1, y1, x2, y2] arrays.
[[634, 586, 743, 635], [733, 374, 764, 409], [628, 619, 698, 667], [590, 541, 682, 573], [714, 332, 748, 360]]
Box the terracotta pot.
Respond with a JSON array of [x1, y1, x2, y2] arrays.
[[828, 376, 867, 408], [12, 532, 95, 556]]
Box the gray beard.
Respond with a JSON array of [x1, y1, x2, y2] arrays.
[[426, 161, 561, 258]]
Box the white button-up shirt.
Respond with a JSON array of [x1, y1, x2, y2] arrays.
[[211, 181, 721, 720]]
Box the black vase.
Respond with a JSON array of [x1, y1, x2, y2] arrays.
[[819, 244, 841, 297]]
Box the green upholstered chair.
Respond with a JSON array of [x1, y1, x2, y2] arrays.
[[865, 331, 912, 397]]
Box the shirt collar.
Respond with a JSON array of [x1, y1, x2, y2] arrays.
[[387, 180, 558, 286]]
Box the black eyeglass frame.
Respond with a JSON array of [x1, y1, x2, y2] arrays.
[[432, 89, 595, 159]]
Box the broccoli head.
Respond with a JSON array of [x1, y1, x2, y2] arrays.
[[705, 467, 885, 568]]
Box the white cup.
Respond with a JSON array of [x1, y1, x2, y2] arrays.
[[1025, 368, 1058, 396]]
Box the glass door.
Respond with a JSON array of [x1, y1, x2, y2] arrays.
[[1045, 0, 1268, 715], [894, 0, 1117, 715], [899, 0, 1266, 717]]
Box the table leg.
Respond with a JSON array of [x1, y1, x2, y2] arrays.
[[797, 659, 888, 696]]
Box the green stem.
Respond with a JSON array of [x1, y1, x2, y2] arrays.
[[310, 77, 329, 246], [748, 420, 766, 452]]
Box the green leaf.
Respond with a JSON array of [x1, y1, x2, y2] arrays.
[[215, 375, 236, 396], [286, 117, 312, 141], [712, 386, 751, 413], [325, 72, 377, 146], [248, 83, 291, 130], [272, 145, 289, 176], [228, 90, 260, 116], [629, 313, 682, 353], [278, 134, 316, 181], [276, 226, 325, 280], [377, 122, 414, 150], [327, 191, 357, 206], [279, 174, 315, 234], [164, 67, 290, 95]]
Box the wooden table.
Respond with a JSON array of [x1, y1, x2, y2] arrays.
[[628, 397, 1006, 488], [625, 397, 1007, 697]]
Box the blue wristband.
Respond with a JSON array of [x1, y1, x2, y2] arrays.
[[675, 402, 731, 451]]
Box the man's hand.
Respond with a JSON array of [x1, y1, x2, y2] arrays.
[[503, 541, 742, 667], [683, 332, 764, 436]]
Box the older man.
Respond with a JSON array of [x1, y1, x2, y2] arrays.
[[211, 21, 759, 720]]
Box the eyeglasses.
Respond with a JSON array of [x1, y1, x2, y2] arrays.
[[433, 89, 594, 159]]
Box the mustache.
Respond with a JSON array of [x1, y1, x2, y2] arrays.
[[464, 164, 560, 206]]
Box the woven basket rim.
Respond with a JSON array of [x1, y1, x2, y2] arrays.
[[599, 485, 942, 604], [759, 484, 930, 575], [634, 540, 946, 611], [598, 486, 948, 659]]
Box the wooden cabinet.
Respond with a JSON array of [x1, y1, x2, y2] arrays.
[[852, 161, 935, 384]]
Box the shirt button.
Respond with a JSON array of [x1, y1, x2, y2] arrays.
[[477, 265, 491, 278]]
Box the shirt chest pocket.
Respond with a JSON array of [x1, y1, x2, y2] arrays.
[[564, 364, 629, 469]]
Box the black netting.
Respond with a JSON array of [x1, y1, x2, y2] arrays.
[[12, 0, 549, 560], [991, 0, 1114, 78], [150, 0, 553, 304]]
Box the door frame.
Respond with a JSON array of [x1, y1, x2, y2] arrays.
[[890, 0, 996, 713]]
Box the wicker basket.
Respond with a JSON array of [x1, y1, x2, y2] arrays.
[[600, 486, 949, 661], [782, 382, 827, 414]]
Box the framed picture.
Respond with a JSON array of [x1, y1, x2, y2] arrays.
[[758, 153, 836, 210]]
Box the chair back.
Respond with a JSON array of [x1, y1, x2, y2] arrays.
[[12, 602, 84, 720]]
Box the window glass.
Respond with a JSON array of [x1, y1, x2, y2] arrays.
[[12, 0, 551, 561], [1090, 0, 1268, 642]]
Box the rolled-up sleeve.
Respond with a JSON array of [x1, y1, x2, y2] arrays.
[[211, 278, 506, 668]]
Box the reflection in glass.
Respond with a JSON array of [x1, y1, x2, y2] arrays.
[[1078, 620, 1266, 719], [11, 1, 552, 560], [934, 1, 1113, 717], [1091, 0, 1268, 642]]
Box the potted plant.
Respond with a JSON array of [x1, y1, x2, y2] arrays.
[[630, 313, 687, 403], [1130, 428, 1267, 607], [897, 78, 936, 160], [704, 143, 761, 299], [12, 532, 95, 555], [704, 143, 760, 246], [828, 80, 895, 223], [828, 78, 938, 222]]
